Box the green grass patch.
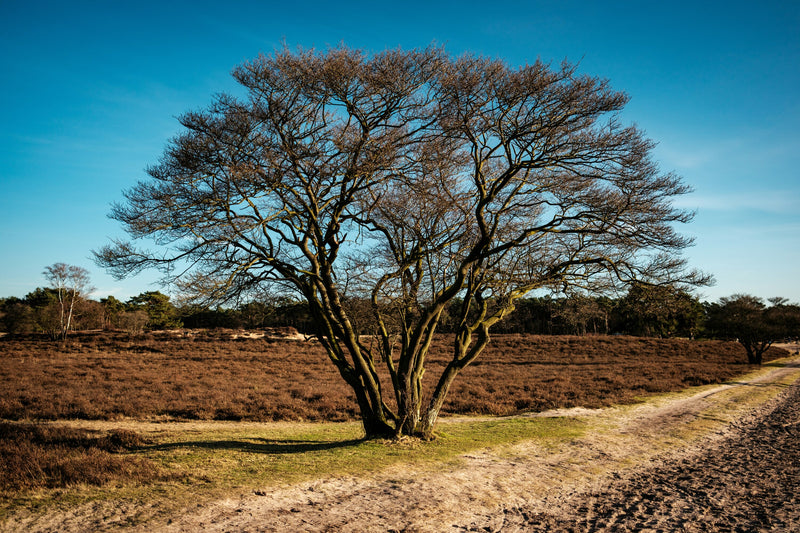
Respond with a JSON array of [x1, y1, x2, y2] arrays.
[[146, 416, 586, 489]]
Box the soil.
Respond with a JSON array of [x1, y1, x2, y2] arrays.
[[6, 350, 800, 532]]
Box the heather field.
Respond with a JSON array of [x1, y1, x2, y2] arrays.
[[0, 332, 786, 423]]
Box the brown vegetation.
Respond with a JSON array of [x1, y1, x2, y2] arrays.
[[0, 332, 786, 423], [0, 423, 161, 492]]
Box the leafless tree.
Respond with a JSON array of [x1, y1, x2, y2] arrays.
[[42, 263, 93, 340], [96, 46, 709, 438]]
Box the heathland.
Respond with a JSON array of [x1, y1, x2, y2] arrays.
[[0, 332, 783, 422], [0, 332, 795, 531]]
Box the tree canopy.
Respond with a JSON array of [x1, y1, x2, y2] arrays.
[[96, 45, 708, 438], [706, 294, 800, 364]]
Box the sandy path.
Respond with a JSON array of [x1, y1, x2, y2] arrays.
[[463, 365, 800, 531], [7, 357, 800, 532]]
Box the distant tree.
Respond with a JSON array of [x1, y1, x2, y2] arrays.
[[268, 299, 314, 332], [613, 283, 703, 338], [100, 295, 126, 330], [2, 289, 102, 336], [126, 291, 181, 330], [237, 301, 273, 329], [0, 297, 35, 334], [552, 295, 609, 335], [24, 287, 63, 339], [96, 46, 708, 438], [705, 294, 800, 364], [117, 309, 150, 335], [74, 298, 104, 330], [42, 263, 93, 340], [507, 297, 562, 335], [179, 304, 242, 329]]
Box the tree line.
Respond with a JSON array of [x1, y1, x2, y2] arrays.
[[2, 266, 797, 365]]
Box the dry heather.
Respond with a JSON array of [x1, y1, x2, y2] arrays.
[[0, 423, 162, 493], [0, 332, 785, 423]]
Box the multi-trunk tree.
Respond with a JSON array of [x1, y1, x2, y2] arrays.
[[96, 46, 708, 438]]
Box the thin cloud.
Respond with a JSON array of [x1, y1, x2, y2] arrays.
[[674, 190, 799, 214]]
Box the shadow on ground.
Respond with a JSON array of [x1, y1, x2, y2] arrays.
[[146, 437, 366, 454]]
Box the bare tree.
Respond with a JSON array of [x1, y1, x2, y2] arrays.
[[42, 263, 93, 340], [96, 46, 709, 438]]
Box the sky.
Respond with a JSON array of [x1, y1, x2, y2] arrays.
[[1, 0, 798, 304]]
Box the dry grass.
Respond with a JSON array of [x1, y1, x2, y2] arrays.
[[0, 423, 162, 493], [0, 332, 791, 510], [0, 332, 785, 423]]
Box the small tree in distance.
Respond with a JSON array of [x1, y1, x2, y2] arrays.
[[706, 294, 800, 364], [614, 283, 704, 338], [42, 263, 93, 340], [126, 291, 182, 330], [96, 45, 709, 439]]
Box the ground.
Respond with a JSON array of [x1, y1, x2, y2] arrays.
[[467, 362, 800, 532], [4, 346, 799, 532]]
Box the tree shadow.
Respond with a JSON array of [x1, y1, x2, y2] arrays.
[[145, 437, 366, 455]]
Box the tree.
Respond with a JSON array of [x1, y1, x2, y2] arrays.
[[22, 287, 60, 338], [96, 45, 708, 438], [42, 263, 93, 340], [100, 295, 126, 330], [237, 301, 273, 329], [73, 298, 104, 331], [117, 309, 150, 335], [552, 295, 609, 335], [126, 291, 182, 330], [706, 294, 800, 364], [613, 283, 704, 338], [0, 297, 35, 334]]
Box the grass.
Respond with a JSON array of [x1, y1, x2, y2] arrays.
[[146, 416, 585, 486], [580, 354, 800, 463], [673, 357, 800, 438], [0, 423, 162, 493], [0, 333, 786, 422]]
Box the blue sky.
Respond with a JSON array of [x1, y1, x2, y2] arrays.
[[1, 0, 798, 303]]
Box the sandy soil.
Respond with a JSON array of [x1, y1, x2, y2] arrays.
[[6, 352, 800, 532]]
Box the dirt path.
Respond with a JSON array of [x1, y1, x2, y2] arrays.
[[463, 366, 800, 531], [8, 358, 800, 532]]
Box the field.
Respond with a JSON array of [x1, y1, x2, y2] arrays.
[[0, 332, 783, 422], [1, 332, 796, 531]]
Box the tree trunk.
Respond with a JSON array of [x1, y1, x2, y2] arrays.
[[740, 340, 767, 365], [348, 373, 395, 438], [396, 374, 422, 436], [417, 362, 462, 439], [744, 344, 758, 364]]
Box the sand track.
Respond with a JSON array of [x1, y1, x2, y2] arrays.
[[464, 364, 800, 532]]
